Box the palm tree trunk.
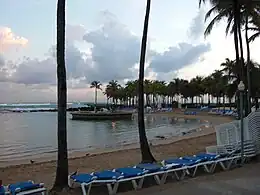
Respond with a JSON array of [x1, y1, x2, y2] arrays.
[[52, 0, 68, 191], [138, 0, 155, 163], [233, 0, 241, 118], [245, 12, 252, 113], [94, 87, 97, 113], [229, 97, 232, 110], [255, 97, 259, 110], [237, 9, 248, 116], [208, 94, 210, 106]]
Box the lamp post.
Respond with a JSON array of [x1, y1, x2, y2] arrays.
[[238, 81, 245, 162]]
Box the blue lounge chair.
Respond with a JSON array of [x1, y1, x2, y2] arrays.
[[0, 185, 7, 195], [69, 167, 146, 195], [69, 172, 96, 195], [135, 163, 166, 185], [5, 181, 46, 195], [181, 155, 217, 176], [197, 147, 242, 172], [92, 170, 123, 195], [114, 167, 146, 190], [160, 159, 192, 183]]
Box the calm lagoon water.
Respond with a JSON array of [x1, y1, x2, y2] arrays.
[[0, 112, 203, 162]]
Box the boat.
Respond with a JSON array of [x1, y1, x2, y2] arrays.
[[70, 110, 133, 121]]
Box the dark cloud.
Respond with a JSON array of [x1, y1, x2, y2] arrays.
[[9, 58, 56, 85], [0, 55, 8, 82], [149, 42, 210, 73]]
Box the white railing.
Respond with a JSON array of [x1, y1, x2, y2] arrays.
[[214, 111, 260, 155]]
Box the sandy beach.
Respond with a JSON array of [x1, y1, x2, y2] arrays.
[[0, 112, 233, 190]]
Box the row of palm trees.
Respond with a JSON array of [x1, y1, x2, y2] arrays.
[[200, 0, 260, 116], [90, 58, 260, 109], [53, 0, 260, 192]]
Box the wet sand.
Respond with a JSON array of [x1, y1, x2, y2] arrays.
[[0, 112, 233, 190]]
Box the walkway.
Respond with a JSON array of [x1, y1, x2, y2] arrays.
[[122, 162, 260, 195]]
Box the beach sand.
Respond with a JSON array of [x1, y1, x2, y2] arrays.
[[0, 112, 233, 190]]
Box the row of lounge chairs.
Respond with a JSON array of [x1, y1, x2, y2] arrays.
[[68, 147, 247, 195], [184, 111, 197, 115], [0, 145, 254, 195], [208, 109, 238, 117], [0, 181, 46, 195]]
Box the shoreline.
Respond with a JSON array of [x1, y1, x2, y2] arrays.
[[0, 112, 234, 188], [0, 122, 213, 168], [0, 112, 224, 168]]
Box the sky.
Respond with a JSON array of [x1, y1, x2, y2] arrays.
[[0, 0, 260, 103]]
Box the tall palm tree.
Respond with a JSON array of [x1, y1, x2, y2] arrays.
[[138, 0, 155, 163], [90, 81, 102, 113], [199, 0, 244, 117], [52, 0, 68, 191]]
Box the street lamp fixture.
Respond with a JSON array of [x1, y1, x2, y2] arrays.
[[237, 80, 245, 163], [238, 81, 245, 92]]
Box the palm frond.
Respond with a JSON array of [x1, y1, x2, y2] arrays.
[[249, 32, 260, 42], [204, 5, 218, 22], [204, 9, 227, 37]]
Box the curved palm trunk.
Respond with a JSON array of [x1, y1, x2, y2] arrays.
[[138, 0, 155, 163], [245, 12, 252, 113], [52, 0, 68, 190]]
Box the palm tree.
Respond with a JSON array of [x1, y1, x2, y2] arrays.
[[199, 0, 244, 117], [138, 0, 155, 163], [101, 59, 260, 110], [200, 0, 260, 115], [90, 81, 102, 113], [106, 80, 121, 104], [52, 0, 68, 191]]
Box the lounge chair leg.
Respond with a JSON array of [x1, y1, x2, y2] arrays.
[[137, 178, 144, 189], [189, 166, 198, 177], [208, 163, 216, 173], [107, 183, 117, 195], [112, 182, 119, 195], [219, 161, 229, 171], [203, 164, 210, 173], [81, 183, 92, 195], [87, 183, 92, 195], [131, 180, 138, 190], [154, 175, 161, 185], [227, 159, 234, 170], [160, 172, 168, 184], [81, 184, 87, 195], [41, 189, 47, 195], [175, 169, 186, 181]]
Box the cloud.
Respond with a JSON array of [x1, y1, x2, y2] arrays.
[[187, 9, 205, 40], [83, 11, 142, 82], [0, 54, 5, 67], [9, 58, 56, 85], [149, 42, 210, 73], [6, 43, 91, 85], [0, 10, 210, 103], [0, 27, 28, 53], [66, 24, 86, 42]]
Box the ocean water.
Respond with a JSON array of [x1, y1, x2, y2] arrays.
[[0, 102, 90, 111], [0, 103, 203, 163]]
